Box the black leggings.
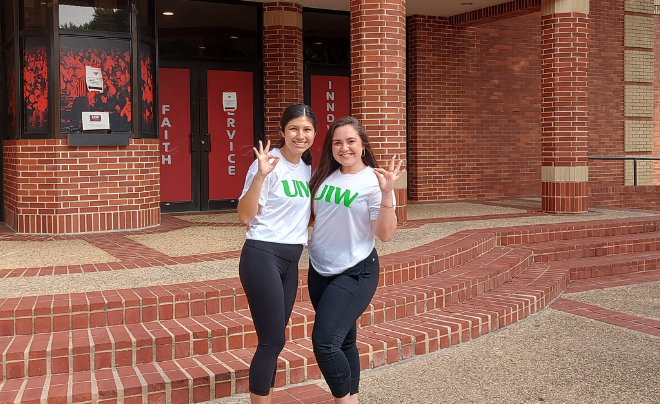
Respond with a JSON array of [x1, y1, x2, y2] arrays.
[[308, 248, 380, 398], [239, 239, 303, 396]]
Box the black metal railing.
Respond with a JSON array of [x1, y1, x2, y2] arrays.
[[588, 156, 660, 186]]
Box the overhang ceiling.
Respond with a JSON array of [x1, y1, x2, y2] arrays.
[[249, 0, 513, 17]]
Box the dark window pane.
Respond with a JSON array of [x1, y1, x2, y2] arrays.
[[23, 36, 49, 132], [303, 11, 350, 66], [138, 0, 155, 38], [140, 42, 155, 134], [157, 0, 258, 61], [23, 0, 48, 29], [59, 0, 130, 33], [5, 46, 17, 137], [60, 36, 131, 133], [3, 0, 16, 42]]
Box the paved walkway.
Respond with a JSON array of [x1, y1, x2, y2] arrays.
[[1, 198, 659, 403]]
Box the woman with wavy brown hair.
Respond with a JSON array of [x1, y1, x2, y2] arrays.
[[308, 116, 404, 403]]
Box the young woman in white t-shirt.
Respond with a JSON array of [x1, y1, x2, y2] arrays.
[[237, 104, 317, 404], [308, 116, 404, 403]]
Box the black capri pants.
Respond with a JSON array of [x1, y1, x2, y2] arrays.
[[308, 248, 380, 398], [239, 239, 303, 396]]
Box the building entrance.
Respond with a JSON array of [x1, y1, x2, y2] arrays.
[[156, 0, 261, 212], [158, 62, 259, 211]]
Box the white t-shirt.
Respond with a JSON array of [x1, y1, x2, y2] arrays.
[[239, 148, 312, 245], [308, 167, 394, 275]]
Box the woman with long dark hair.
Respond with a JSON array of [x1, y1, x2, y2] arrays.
[[308, 116, 404, 403], [237, 104, 317, 404]]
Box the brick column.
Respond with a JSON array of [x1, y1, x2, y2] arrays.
[[350, 0, 407, 224], [541, 0, 590, 213], [2, 139, 160, 234], [263, 3, 304, 143]]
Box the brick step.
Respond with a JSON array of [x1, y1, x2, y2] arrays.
[[0, 232, 496, 338], [0, 247, 531, 381], [0, 263, 569, 404], [356, 263, 570, 368], [523, 231, 660, 262], [546, 249, 660, 280], [496, 216, 660, 246], [360, 246, 533, 325]]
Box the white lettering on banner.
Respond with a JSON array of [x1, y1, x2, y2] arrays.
[[226, 111, 236, 175], [160, 105, 172, 165], [326, 81, 335, 129]]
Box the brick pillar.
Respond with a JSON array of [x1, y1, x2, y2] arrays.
[[2, 139, 160, 234], [350, 0, 407, 224], [541, 0, 589, 213], [263, 3, 304, 143]]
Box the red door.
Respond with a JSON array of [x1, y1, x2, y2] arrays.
[[309, 75, 350, 169], [204, 70, 255, 204], [158, 62, 259, 211]]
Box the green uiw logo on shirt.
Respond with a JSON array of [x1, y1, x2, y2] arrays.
[[314, 185, 359, 207], [282, 180, 310, 198]]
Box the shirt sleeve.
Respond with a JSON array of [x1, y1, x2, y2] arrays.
[[239, 160, 271, 207]]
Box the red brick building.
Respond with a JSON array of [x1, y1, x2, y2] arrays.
[[1, 0, 659, 234]]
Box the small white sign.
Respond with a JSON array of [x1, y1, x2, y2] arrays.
[[223, 92, 237, 111], [85, 66, 103, 92], [82, 111, 110, 130]]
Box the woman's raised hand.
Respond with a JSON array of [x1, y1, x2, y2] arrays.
[[374, 155, 405, 193], [253, 140, 279, 177]]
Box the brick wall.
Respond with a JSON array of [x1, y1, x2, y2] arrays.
[[2, 139, 160, 234], [591, 185, 660, 210], [407, 11, 542, 201], [262, 2, 303, 143]]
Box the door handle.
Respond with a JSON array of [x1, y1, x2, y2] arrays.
[[190, 133, 195, 153], [204, 133, 212, 152]]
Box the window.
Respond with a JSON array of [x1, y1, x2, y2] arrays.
[[59, 0, 131, 33], [303, 10, 350, 66], [59, 36, 131, 133], [23, 36, 49, 133], [157, 0, 259, 61], [140, 42, 155, 134]]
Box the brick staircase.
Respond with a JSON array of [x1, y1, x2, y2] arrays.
[[1, 216, 660, 403]]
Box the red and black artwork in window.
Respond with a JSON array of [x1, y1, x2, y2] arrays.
[[59, 37, 131, 133], [23, 44, 49, 132], [140, 44, 154, 134]]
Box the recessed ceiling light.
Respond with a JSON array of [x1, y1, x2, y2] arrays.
[[315, 42, 323, 45], [162, 11, 174, 16], [199, 46, 206, 49], [230, 36, 238, 39]]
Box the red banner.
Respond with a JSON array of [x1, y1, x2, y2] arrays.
[[159, 68, 192, 203], [207, 70, 254, 200], [310, 75, 350, 168]]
